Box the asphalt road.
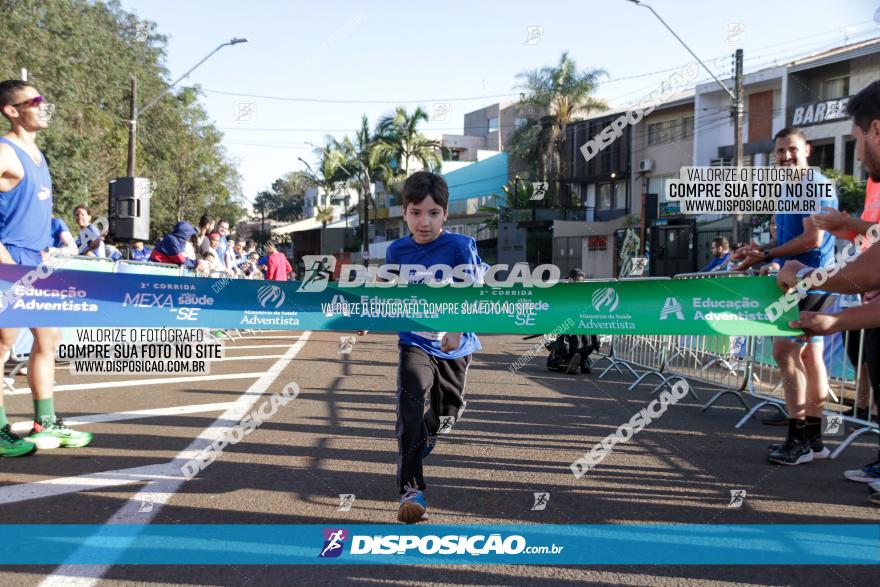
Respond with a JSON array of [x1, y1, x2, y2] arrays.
[[0, 330, 878, 586]]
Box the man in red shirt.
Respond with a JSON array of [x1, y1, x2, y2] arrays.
[[258, 241, 292, 281]]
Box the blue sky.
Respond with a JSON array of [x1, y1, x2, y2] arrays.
[[119, 0, 878, 207]]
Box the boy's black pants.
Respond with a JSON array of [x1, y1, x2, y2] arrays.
[[396, 344, 471, 496]]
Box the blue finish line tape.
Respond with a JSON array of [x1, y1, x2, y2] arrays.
[[1, 524, 877, 565]]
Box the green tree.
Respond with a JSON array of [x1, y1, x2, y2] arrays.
[[315, 205, 334, 254], [513, 51, 607, 208], [374, 106, 441, 181], [0, 0, 244, 241], [254, 170, 310, 222], [822, 168, 866, 214], [477, 177, 537, 235]]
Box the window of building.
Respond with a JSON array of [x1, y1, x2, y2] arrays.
[[488, 117, 499, 133], [612, 182, 625, 210], [515, 117, 528, 128], [821, 76, 849, 100], [648, 119, 678, 145], [650, 175, 683, 201], [599, 183, 612, 209], [681, 116, 694, 139]]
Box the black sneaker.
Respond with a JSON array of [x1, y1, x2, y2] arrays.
[[768, 438, 814, 465], [761, 412, 789, 426], [768, 438, 830, 459]]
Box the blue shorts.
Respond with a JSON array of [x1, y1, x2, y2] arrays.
[[4, 244, 42, 267]]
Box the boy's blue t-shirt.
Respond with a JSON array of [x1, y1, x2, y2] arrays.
[[385, 230, 482, 359], [774, 171, 838, 268]]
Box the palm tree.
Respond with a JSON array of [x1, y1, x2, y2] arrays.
[[374, 106, 442, 180], [513, 52, 607, 209], [315, 206, 334, 253], [477, 177, 536, 235]]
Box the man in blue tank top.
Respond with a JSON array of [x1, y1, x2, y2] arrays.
[[0, 80, 93, 457], [735, 127, 838, 466]]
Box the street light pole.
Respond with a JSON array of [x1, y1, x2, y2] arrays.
[[125, 37, 247, 176], [626, 1, 745, 242]]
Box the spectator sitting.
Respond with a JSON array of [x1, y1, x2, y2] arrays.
[[73, 204, 106, 258], [700, 236, 730, 272], [105, 243, 123, 261], [149, 221, 207, 273], [546, 268, 600, 374], [258, 241, 292, 281], [242, 251, 262, 278], [231, 239, 249, 273], [199, 251, 218, 276], [130, 240, 151, 262], [208, 232, 235, 275], [196, 213, 215, 256], [49, 216, 77, 256]]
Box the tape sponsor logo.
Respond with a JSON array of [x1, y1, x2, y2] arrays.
[[660, 297, 684, 320], [591, 287, 619, 313], [577, 287, 634, 331], [257, 285, 285, 309]]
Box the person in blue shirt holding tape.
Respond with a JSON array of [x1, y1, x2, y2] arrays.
[[736, 127, 838, 466], [0, 80, 92, 457], [372, 171, 483, 523]]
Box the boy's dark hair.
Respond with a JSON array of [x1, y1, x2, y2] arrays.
[[74, 204, 91, 216], [774, 127, 807, 143], [847, 81, 880, 132], [0, 80, 33, 112], [402, 171, 449, 210]]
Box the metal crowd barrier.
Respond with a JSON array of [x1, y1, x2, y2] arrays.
[[595, 277, 701, 398], [593, 270, 879, 460]]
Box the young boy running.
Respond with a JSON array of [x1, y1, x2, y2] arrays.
[[386, 171, 482, 523]]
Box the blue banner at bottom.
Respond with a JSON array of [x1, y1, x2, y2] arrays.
[[1, 524, 878, 565]]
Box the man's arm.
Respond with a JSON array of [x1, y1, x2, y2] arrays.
[[0, 242, 14, 264], [736, 217, 823, 270], [793, 304, 880, 336], [778, 241, 880, 294], [811, 207, 874, 241], [0, 146, 19, 264]]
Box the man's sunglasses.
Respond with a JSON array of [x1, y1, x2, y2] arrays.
[[7, 95, 45, 109]]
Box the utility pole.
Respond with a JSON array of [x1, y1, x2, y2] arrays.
[[361, 167, 371, 267], [732, 49, 745, 245], [124, 38, 247, 177], [126, 75, 137, 176]]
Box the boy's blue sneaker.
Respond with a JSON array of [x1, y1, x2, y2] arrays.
[[397, 485, 427, 524]]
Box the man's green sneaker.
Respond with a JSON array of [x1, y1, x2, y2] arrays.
[[0, 424, 37, 457], [26, 417, 92, 448]]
